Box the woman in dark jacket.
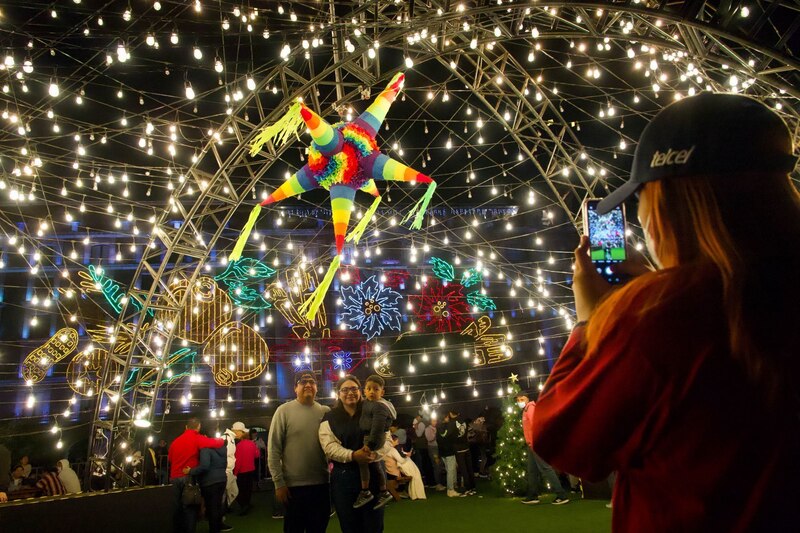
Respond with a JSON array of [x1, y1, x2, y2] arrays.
[[188, 445, 228, 533], [319, 375, 384, 533]]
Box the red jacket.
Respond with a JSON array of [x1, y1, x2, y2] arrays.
[[532, 281, 800, 532], [234, 439, 259, 475], [521, 401, 536, 448], [168, 429, 224, 480]]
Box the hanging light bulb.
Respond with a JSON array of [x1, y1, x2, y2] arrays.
[[185, 82, 195, 100], [116, 41, 129, 62], [48, 81, 60, 97], [193, 47, 203, 60]]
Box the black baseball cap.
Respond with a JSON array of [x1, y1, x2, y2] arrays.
[[294, 371, 316, 385], [597, 93, 796, 215]]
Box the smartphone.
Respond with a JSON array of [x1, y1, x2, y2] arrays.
[[582, 199, 627, 284]]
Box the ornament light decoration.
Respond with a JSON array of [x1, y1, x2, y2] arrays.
[[153, 277, 232, 345], [204, 321, 269, 386], [229, 72, 436, 321], [22, 328, 78, 383], [410, 279, 471, 333]]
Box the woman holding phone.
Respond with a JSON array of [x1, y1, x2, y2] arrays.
[[532, 93, 800, 531]]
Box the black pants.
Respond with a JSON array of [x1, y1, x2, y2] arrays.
[[236, 471, 255, 508], [331, 465, 384, 533], [171, 477, 198, 533], [284, 483, 330, 533], [201, 481, 226, 533], [456, 449, 475, 490], [413, 447, 434, 485]]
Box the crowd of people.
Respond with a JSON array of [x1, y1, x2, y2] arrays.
[[0, 455, 83, 502], [2, 94, 797, 533], [0, 369, 569, 533], [164, 370, 516, 533], [164, 92, 800, 533]]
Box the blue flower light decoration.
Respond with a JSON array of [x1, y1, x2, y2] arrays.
[[292, 355, 313, 372], [331, 350, 353, 371], [340, 275, 403, 341]]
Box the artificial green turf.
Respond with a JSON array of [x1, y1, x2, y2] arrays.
[[203, 479, 612, 533]]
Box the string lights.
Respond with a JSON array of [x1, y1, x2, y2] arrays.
[[0, 2, 792, 460]]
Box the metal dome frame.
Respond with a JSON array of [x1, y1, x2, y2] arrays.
[[88, 0, 799, 488]]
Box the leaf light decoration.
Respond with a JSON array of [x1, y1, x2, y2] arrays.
[[214, 257, 277, 310], [430, 257, 455, 282]]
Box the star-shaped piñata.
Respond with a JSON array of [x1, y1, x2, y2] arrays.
[[230, 72, 437, 320]]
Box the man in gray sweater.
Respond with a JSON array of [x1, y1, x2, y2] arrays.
[[268, 371, 331, 533]]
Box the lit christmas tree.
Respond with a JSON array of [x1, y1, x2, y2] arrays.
[[492, 374, 529, 496]]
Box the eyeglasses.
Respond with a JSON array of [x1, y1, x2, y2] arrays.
[[297, 378, 317, 386], [339, 386, 359, 394]]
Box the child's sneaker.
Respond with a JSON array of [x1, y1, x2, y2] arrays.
[[373, 490, 393, 509], [353, 490, 374, 509]]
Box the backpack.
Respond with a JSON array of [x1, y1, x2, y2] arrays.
[[467, 417, 489, 444]]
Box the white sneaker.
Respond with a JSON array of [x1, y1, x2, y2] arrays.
[[447, 490, 465, 498]]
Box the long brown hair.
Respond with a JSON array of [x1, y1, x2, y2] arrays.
[[587, 172, 800, 404]]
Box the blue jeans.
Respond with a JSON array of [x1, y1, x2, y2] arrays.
[[171, 477, 198, 533], [331, 464, 384, 533], [526, 447, 567, 499], [443, 455, 457, 491]]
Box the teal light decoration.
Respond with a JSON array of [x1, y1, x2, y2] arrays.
[[123, 347, 197, 392], [428, 258, 495, 311], [430, 257, 455, 281], [460, 268, 482, 288], [466, 291, 497, 311], [214, 258, 277, 310], [86, 265, 152, 316]]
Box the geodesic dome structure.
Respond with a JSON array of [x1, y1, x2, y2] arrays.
[[0, 1, 796, 487]]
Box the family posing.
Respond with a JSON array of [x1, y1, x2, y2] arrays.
[[269, 371, 389, 533]]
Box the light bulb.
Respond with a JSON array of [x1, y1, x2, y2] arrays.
[[185, 82, 195, 100], [48, 82, 60, 97]]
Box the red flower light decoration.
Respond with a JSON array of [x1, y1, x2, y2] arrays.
[[410, 280, 471, 333]]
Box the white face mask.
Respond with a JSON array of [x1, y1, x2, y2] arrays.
[[517, 401, 527, 409]]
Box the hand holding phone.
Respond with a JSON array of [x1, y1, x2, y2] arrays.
[[581, 199, 628, 284]]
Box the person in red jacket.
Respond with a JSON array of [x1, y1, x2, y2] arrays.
[[532, 93, 800, 532], [169, 417, 224, 533], [231, 421, 259, 515]]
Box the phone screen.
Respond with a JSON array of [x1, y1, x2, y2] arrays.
[[583, 200, 627, 283]]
